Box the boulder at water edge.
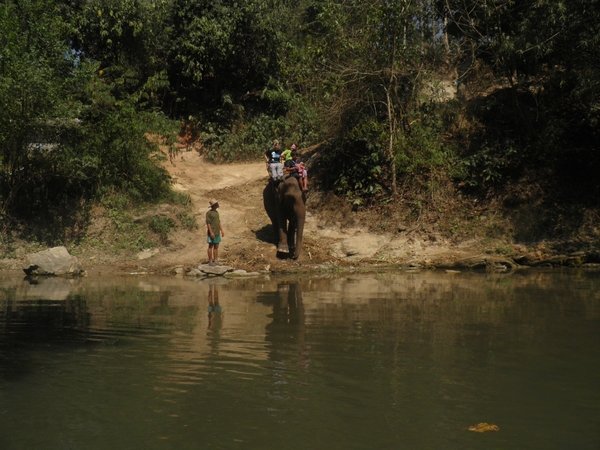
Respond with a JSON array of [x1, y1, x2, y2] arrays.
[[23, 246, 84, 276]]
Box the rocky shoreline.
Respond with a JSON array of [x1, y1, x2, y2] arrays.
[[3, 245, 600, 280]]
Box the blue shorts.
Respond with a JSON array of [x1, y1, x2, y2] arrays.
[[207, 235, 222, 244]]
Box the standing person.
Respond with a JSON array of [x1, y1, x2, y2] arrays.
[[265, 140, 283, 181], [206, 198, 224, 266]]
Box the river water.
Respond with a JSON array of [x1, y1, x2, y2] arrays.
[[0, 269, 599, 449]]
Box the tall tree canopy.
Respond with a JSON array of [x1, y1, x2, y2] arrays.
[[2, 0, 600, 236], [0, 0, 172, 231]]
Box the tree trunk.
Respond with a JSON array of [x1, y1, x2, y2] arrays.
[[385, 87, 397, 196], [443, 17, 450, 55]]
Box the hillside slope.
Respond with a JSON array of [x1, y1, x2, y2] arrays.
[[1, 147, 583, 275], [101, 149, 497, 274]]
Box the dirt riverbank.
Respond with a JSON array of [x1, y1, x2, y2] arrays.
[[2, 148, 594, 277]]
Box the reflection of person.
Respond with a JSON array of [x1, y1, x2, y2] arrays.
[[206, 198, 224, 266], [207, 284, 223, 331]]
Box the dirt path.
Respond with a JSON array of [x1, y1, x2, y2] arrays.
[[135, 149, 351, 273], [117, 148, 487, 274], [0, 148, 572, 275], [144, 151, 276, 271]]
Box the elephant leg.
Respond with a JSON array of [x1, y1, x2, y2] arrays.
[[287, 218, 296, 256], [292, 201, 305, 260], [275, 184, 291, 253], [263, 183, 276, 223], [277, 210, 290, 254], [263, 181, 283, 248]]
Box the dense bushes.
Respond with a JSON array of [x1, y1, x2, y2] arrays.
[[3, 0, 600, 245], [0, 1, 176, 243]]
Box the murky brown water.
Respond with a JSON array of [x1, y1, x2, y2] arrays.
[[0, 269, 599, 449]]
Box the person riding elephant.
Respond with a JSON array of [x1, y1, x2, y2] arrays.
[[263, 176, 306, 259], [265, 140, 283, 181]]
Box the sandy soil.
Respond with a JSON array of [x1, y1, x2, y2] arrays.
[[0, 146, 590, 277], [106, 149, 489, 275], [0, 147, 506, 276], [161, 150, 279, 269]]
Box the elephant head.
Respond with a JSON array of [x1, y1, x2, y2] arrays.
[[263, 177, 306, 259]]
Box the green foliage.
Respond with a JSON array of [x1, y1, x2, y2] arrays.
[[441, 0, 600, 199], [2, 0, 600, 245], [318, 122, 385, 201], [319, 98, 454, 201], [177, 211, 198, 230], [396, 106, 453, 176], [495, 245, 513, 256], [199, 115, 288, 162], [100, 193, 155, 253], [166, 0, 280, 117], [459, 138, 517, 187], [0, 0, 177, 237], [149, 215, 175, 240], [65, 0, 171, 89], [168, 191, 192, 208], [77, 79, 175, 202], [196, 92, 323, 161], [0, 0, 77, 215]]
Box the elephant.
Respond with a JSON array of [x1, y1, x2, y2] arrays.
[[263, 177, 306, 259]]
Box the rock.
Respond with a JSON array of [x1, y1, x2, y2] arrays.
[[23, 246, 84, 276], [452, 255, 517, 272], [186, 268, 206, 277], [224, 269, 261, 278], [330, 235, 385, 260], [137, 248, 159, 260], [530, 255, 583, 267], [198, 264, 233, 276], [0, 259, 19, 270]]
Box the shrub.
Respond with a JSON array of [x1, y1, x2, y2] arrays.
[[149, 216, 176, 240]]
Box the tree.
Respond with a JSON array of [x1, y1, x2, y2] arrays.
[[59, 0, 172, 103], [166, 0, 280, 118], [296, 0, 449, 197], [0, 0, 78, 216], [0, 0, 174, 230]]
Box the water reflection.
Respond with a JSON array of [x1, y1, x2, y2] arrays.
[[264, 283, 305, 333], [0, 271, 598, 449], [207, 284, 223, 332]]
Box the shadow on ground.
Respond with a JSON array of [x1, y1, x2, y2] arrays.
[[254, 224, 277, 244]]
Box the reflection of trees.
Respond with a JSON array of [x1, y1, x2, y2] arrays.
[[291, 271, 600, 371], [0, 283, 202, 344], [0, 296, 90, 344], [1, 271, 598, 375]]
